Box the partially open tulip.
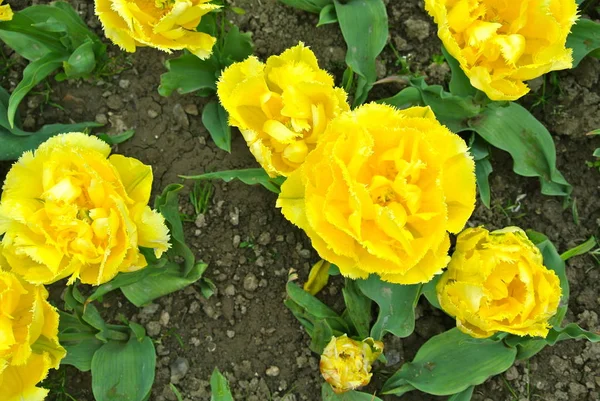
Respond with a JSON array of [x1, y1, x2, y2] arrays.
[[437, 227, 562, 338], [425, 0, 578, 101], [320, 335, 383, 394], [277, 104, 476, 284], [95, 0, 219, 59], [218, 42, 349, 177], [0, 132, 170, 285]]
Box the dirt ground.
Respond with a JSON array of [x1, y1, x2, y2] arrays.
[[2, 1, 600, 401]]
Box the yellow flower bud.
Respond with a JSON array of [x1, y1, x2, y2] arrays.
[[425, 0, 578, 101], [94, 0, 219, 59], [320, 335, 383, 394], [217, 42, 350, 177], [0, 132, 171, 285], [437, 227, 562, 338], [0, 260, 65, 400], [277, 104, 476, 284], [0, 0, 12, 21]]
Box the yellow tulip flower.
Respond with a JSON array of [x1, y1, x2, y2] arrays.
[[0, 0, 12, 21], [320, 335, 383, 394], [437, 227, 562, 338], [0, 264, 65, 401], [425, 0, 578, 101], [94, 0, 219, 59], [217, 42, 350, 177], [277, 104, 476, 284], [0, 132, 170, 286]]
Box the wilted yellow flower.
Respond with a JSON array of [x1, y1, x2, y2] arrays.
[[94, 0, 219, 59], [0, 264, 66, 401], [437, 227, 562, 338], [217, 42, 349, 177], [320, 335, 383, 394], [277, 104, 476, 284], [0, 132, 170, 286], [425, 0, 578, 101], [0, 0, 12, 21]]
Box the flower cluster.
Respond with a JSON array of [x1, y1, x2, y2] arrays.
[[94, 0, 219, 59], [437, 227, 561, 338], [218, 43, 349, 177], [425, 0, 578, 100], [0, 133, 170, 286], [0, 260, 66, 400]]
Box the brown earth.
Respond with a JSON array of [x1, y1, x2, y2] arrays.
[[1, 1, 600, 401]]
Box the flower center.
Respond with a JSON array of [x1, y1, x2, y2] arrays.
[[154, 0, 175, 9]]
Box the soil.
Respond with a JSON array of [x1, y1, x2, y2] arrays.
[[2, 1, 600, 401]]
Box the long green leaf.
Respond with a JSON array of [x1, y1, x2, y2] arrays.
[[181, 168, 285, 193], [322, 383, 384, 400], [334, 0, 388, 106], [210, 368, 234, 401], [92, 336, 156, 401], [7, 52, 66, 127], [448, 386, 475, 401], [382, 328, 516, 396], [567, 18, 600, 68], [279, 0, 333, 13], [442, 46, 476, 97], [356, 276, 420, 340], [121, 261, 208, 307], [158, 52, 218, 97], [202, 101, 231, 152], [469, 103, 571, 197], [545, 323, 600, 345], [342, 279, 372, 338]]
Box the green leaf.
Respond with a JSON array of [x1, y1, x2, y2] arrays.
[[382, 328, 517, 396], [0, 86, 102, 159], [158, 52, 218, 97], [567, 18, 600, 68], [170, 384, 184, 401], [97, 129, 135, 146], [62, 40, 96, 78], [210, 368, 234, 401], [202, 101, 231, 152], [342, 279, 372, 338], [545, 323, 600, 345], [310, 319, 335, 354], [219, 25, 253, 66], [470, 134, 493, 208], [7, 52, 66, 127], [92, 336, 156, 401], [442, 46, 476, 97], [421, 274, 442, 310], [181, 168, 285, 193], [356, 276, 420, 340], [469, 102, 571, 197], [380, 77, 481, 133], [285, 281, 351, 336], [154, 184, 195, 276], [279, 0, 333, 13], [322, 383, 384, 400], [560, 236, 597, 261], [0, 13, 67, 61], [317, 4, 338, 27], [121, 261, 208, 307], [61, 336, 104, 371], [334, 0, 388, 106], [448, 386, 475, 401]]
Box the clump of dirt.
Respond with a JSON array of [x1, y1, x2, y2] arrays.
[[2, 1, 599, 401]]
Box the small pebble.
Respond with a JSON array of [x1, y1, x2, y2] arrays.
[[243, 273, 259, 292], [118, 79, 130, 89], [265, 366, 280, 377], [170, 357, 190, 384], [159, 311, 170, 326]]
